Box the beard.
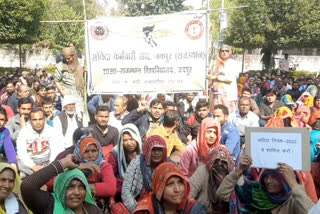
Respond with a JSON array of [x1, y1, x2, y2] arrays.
[[65, 110, 75, 116]]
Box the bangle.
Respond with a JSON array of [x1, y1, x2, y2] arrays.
[[51, 163, 59, 175]]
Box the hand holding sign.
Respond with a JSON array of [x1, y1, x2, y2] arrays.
[[245, 127, 310, 171], [278, 163, 299, 189], [235, 155, 252, 176]]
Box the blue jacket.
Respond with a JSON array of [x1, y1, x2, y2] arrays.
[[220, 122, 241, 161], [122, 109, 162, 139], [87, 95, 114, 114]]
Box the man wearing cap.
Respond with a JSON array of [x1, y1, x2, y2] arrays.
[[53, 95, 82, 149], [207, 45, 241, 113]]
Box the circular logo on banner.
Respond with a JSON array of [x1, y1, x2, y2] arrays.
[[185, 20, 204, 40], [90, 24, 109, 40]]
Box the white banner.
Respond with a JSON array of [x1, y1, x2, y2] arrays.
[[85, 12, 208, 95]]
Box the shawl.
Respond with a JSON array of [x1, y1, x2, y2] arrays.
[[142, 135, 167, 166], [309, 110, 320, 126], [306, 85, 318, 97], [265, 106, 298, 128], [206, 146, 235, 213], [235, 169, 291, 214], [295, 105, 311, 125], [134, 162, 201, 214], [280, 94, 294, 106], [0, 163, 31, 214], [74, 136, 105, 166], [197, 118, 221, 161], [140, 135, 167, 193], [206, 145, 234, 176], [61, 47, 84, 96], [297, 92, 313, 107], [53, 169, 96, 214], [112, 124, 142, 179]]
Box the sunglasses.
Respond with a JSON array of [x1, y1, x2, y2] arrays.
[[220, 49, 229, 53]]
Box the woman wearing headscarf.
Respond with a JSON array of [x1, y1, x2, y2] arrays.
[[108, 124, 143, 198], [190, 145, 234, 214], [309, 111, 320, 163], [217, 155, 314, 214], [21, 154, 103, 214], [265, 106, 298, 128], [237, 76, 248, 98], [0, 163, 30, 214], [180, 118, 221, 178], [311, 95, 320, 114], [121, 135, 167, 213], [54, 47, 86, 124], [133, 162, 207, 214], [297, 92, 314, 108], [295, 106, 312, 130], [265, 107, 318, 204], [74, 136, 116, 199], [244, 77, 259, 99]]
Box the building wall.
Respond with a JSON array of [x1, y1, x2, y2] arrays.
[[0, 48, 319, 73]]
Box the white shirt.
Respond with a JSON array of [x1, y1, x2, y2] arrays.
[[17, 124, 63, 168], [309, 199, 320, 214], [228, 110, 259, 136], [280, 58, 289, 72], [108, 111, 129, 132], [53, 113, 79, 149]]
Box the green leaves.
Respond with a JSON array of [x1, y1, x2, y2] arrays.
[[224, 0, 320, 51], [0, 0, 45, 44], [121, 0, 185, 16]]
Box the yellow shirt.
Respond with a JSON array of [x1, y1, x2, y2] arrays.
[[150, 125, 185, 157]]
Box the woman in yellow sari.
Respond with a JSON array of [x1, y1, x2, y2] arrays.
[[0, 163, 30, 214]]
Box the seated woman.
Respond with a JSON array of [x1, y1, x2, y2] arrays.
[[133, 162, 207, 214], [0, 107, 17, 167], [0, 163, 29, 214], [122, 135, 167, 213], [264, 107, 318, 203], [295, 105, 312, 130], [180, 117, 221, 177], [74, 136, 116, 199], [108, 124, 142, 199], [216, 155, 314, 214], [190, 145, 234, 213], [21, 154, 103, 214]]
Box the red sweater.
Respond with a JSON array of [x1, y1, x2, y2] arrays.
[[107, 153, 124, 195], [46, 162, 116, 198]]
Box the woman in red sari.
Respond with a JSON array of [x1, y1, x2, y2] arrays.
[[133, 162, 206, 214]]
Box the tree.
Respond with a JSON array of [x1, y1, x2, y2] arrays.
[[0, 0, 45, 44], [120, 0, 186, 16], [38, 0, 105, 53], [224, 0, 320, 70]]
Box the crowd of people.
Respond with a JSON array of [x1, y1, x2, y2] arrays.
[[0, 44, 319, 214]]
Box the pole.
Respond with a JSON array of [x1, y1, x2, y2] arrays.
[[19, 44, 22, 69], [82, 0, 87, 20], [242, 49, 245, 73], [82, 0, 88, 125]]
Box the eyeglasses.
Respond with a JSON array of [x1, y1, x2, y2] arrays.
[[220, 49, 229, 53]]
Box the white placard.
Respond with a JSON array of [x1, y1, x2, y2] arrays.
[[85, 12, 208, 95], [246, 127, 310, 171]]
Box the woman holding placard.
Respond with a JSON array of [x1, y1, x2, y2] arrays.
[[216, 155, 314, 214]]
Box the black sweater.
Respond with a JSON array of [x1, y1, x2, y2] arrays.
[[20, 161, 103, 214]]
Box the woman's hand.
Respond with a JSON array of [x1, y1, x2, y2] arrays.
[[278, 163, 298, 188], [78, 163, 101, 174], [235, 155, 252, 176], [60, 154, 80, 170]]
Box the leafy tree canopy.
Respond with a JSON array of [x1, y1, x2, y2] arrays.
[[0, 0, 45, 44], [224, 0, 320, 51], [120, 0, 186, 16]]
